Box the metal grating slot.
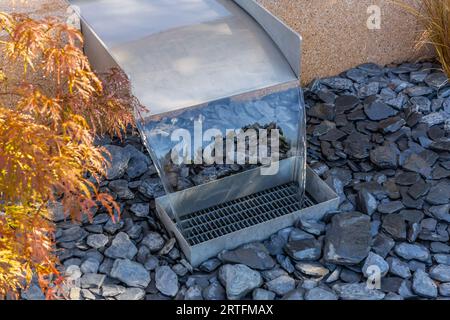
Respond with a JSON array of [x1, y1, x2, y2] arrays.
[[176, 182, 317, 245]]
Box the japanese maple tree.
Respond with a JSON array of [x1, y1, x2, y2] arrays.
[[0, 12, 137, 298]]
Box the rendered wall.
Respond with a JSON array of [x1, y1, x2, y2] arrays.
[[257, 0, 433, 84]]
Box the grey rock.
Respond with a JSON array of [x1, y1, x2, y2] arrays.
[[104, 145, 131, 180], [155, 266, 179, 297], [364, 102, 397, 121], [80, 273, 106, 289], [203, 282, 226, 300], [399, 280, 416, 299], [102, 284, 126, 297], [58, 226, 88, 243], [372, 233, 395, 258], [412, 269, 438, 298], [357, 189, 378, 216], [333, 283, 385, 300], [219, 264, 263, 300], [321, 77, 354, 90], [86, 234, 109, 249], [394, 243, 430, 262], [324, 212, 371, 265], [219, 243, 275, 271], [387, 257, 411, 279], [426, 181, 450, 205], [141, 232, 165, 253], [116, 288, 145, 300], [110, 259, 150, 288], [108, 180, 134, 200], [284, 239, 322, 261], [253, 288, 276, 300], [185, 286, 204, 300], [405, 86, 434, 97], [434, 254, 450, 265], [130, 203, 150, 218], [295, 262, 330, 278], [429, 264, 450, 282], [305, 287, 338, 300], [80, 258, 100, 274], [382, 214, 407, 240], [439, 283, 450, 297], [425, 72, 448, 89], [265, 276, 296, 296], [105, 232, 137, 260], [421, 112, 446, 126], [403, 154, 432, 178], [370, 145, 398, 169], [362, 252, 389, 278], [431, 242, 450, 254], [340, 268, 362, 283]]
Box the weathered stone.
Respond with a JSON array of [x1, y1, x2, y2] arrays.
[[412, 269, 438, 299], [364, 102, 397, 121], [387, 257, 411, 279], [394, 243, 430, 262], [284, 239, 322, 261], [219, 264, 263, 300], [333, 283, 385, 300], [370, 145, 398, 169], [86, 234, 109, 249], [362, 252, 389, 278], [429, 264, 450, 282], [266, 276, 296, 296], [110, 259, 150, 288], [357, 189, 378, 215], [382, 214, 407, 240], [130, 203, 150, 218], [252, 288, 276, 300], [295, 262, 330, 278], [104, 145, 131, 180], [426, 181, 450, 205], [324, 212, 371, 265], [105, 232, 137, 260], [219, 243, 275, 271], [305, 287, 338, 300], [141, 232, 165, 253], [108, 180, 134, 200]]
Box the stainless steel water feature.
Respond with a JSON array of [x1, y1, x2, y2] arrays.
[[71, 0, 339, 266]]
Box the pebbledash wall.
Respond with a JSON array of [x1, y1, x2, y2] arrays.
[[2, 0, 433, 85], [257, 0, 434, 84]]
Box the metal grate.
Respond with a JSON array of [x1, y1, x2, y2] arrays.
[[176, 182, 316, 245]]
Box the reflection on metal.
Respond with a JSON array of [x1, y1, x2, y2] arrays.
[[156, 164, 339, 267], [70, 0, 299, 116], [71, 0, 336, 266]]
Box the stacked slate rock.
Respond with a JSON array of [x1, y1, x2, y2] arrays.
[[27, 61, 450, 300]]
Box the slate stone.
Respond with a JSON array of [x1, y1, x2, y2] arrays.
[[425, 72, 448, 89], [110, 259, 150, 289], [362, 252, 389, 277], [394, 243, 430, 262], [305, 287, 338, 300], [372, 233, 396, 259], [382, 214, 407, 240], [408, 181, 431, 200], [379, 117, 406, 134], [321, 77, 354, 90], [333, 283, 385, 300], [308, 103, 336, 121], [219, 243, 276, 271], [387, 257, 412, 279], [402, 154, 432, 178], [252, 288, 276, 301], [141, 232, 165, 253], [130, 203, 150, 218], [412, 269, 438, 299], [155, 266, 179, 297], [324, 212, 371, 265], [430, 264, 450, 283], [335, 95, 360, 114], [378, 201, 405, 214], [219, 264, 263, 300], [396, 172, 421, 186], [357, 189, 378, 216], [104, 145, 131, 180], [105, 232, 137, 260], [429, 205, 450, 223], [266, 276, 296, 296], [370, 144, 399, 169], [426, 181, 450, 205], [405, 86, 434, 97], [284, 239, 322, 261], [364, 102, 397, 121]]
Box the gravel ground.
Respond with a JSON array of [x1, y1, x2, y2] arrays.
[[21, 60, 450, 300]]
